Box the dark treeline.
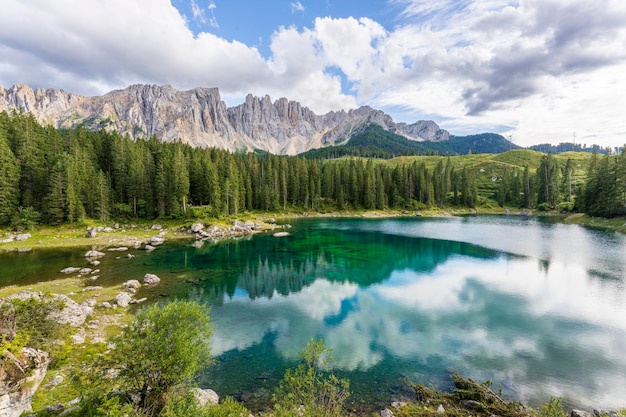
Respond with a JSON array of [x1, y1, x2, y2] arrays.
[[0, 111, 480, 226], [1, 111, 625, 227]]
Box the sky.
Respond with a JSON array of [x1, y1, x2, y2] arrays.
[[1, 0, 625, 148]]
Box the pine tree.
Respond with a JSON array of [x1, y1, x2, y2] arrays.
[[0, 131, 20, 225]]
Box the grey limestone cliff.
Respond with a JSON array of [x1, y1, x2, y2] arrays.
[[0, 84, 449, 155]]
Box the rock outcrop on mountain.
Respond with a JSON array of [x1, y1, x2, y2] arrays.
[[0, 84, 449, 155]]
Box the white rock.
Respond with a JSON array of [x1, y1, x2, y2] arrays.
[[90, 260, 101, 266], [78, 268, 92, 274], [144, 244, 156, 251], [72, 334, 85, 344], [191, 388, 219, 406], [381, 409, 395, 417], [85, 250, 105, 259], [108, 247, 128, 251], [122, 280, 141, 290], [15, 233, 31, 241], [149, 236, 164, 245], [273, 232, 290, 238], [60, 267, 80, 274], [143, 273, 161, 285], [190, 222, 205, 233], [151, 224, 163, 230], [115, 292, 132, 307], [437, 404, 445, 414]]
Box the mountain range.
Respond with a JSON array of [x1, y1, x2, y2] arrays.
[[0, 83, 454, 155]]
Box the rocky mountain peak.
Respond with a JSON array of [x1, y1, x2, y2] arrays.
[[0, 83, 449, 155]]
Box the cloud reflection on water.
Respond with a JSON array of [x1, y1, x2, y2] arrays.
[[206, 219, 626, 409]]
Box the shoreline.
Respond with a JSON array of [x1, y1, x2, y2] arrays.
[[1, 209, 624, 253]]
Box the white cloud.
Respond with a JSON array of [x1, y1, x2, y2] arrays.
[[290, 1, 305, 13], [190, 0, 207, 24], [1, 0, 625, 146]]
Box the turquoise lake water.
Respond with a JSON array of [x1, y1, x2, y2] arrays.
[[1, 216, 625, 412]]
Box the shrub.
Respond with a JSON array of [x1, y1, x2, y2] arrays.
[[273, 338, 349, 417], [108, 300, 214, 415], [539, 397, 567, 417]]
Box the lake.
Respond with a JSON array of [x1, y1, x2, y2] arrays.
[[1, 215, 625, 412]]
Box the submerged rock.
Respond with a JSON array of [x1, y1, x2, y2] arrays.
[[85, 250, 105, 259], [273, 232, 290, 238]]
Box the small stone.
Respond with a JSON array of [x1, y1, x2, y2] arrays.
[[108, 246, 128, 251], [190, 222, 205, 233], [60, 267, 80, 274], [144, 244, 156, 251], [85, 250, 105, 258], [15, 233, 32, 241], [115, 292, 132, 307], [149, 236, 164, 245], [122, 280, 141, 290], [191, 388, 219, 406], [90, 260, 101, 266], [82, 286, 103, 291], [381, 409, 395, 417], [273, 232, 290, 238], [72, 334, 85, 344], [143, 273, 161, 285], [100, 302, 112, 309], [78, 268, 92, 274], [437, 404, 445, 414]]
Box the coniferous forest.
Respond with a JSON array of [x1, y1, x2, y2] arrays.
[[0, 110, 625, 227]]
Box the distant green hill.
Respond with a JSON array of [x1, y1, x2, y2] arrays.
[[302, 124, 518, 159]]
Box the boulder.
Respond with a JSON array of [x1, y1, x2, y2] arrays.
[[0, 348, 50, 417], [149, 236, 164, 246], [60, 267, 80, 274], [572, 411, 594, 417], [143, 273, 161, 285], [191, 388, 219, 406], [15, 233, 31, 241], [86, 227, 97, 238], [108, 247, 128, 252], [49, 294, 93, 326], [115, 292, 132, 307], [144, 244, 156, 251], [122, 280, 141, 290], [190, 222, 205, 233], [151, 224, 163, 230], [85, 250, 105, 259], [78, 268, 92, 274], [380, 409, 395, 417]]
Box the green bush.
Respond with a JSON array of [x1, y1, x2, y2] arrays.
[[0, 295, 64, 353], [273, 338, 349, 417], [161, 391, 250, 417], [108, 300, 214, 415], [539, 397, 567, 417]]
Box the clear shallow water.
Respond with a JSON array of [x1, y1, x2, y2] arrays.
[[1, 216, 625, 412]]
